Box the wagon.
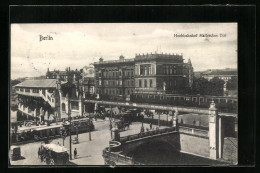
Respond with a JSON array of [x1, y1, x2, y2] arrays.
[[40, 143, 69, 165]]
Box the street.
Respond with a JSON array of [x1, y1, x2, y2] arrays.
[[10, 118, 165, 165]]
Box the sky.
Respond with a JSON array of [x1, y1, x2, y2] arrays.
[[11, 23, 237, 79]]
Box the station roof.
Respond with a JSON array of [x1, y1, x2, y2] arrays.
[[15, 79, 57, 88]]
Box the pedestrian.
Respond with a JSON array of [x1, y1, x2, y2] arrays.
[[74, 148, 77, 159], [150, 123, 152, 130], [38, 147, 41, 158]]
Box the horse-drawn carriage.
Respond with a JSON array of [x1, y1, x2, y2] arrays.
[[40, 143, 69, 165], [113, 119, 131, 132]]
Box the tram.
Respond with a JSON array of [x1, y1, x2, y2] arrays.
[[11, 117, 95, 144]]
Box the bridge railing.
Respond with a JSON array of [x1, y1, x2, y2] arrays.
[[103, 147, 143, 165], [179, 126, 209, 138], [119, 127, 176, 143]]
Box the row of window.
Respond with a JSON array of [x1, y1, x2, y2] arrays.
[[163, 65, 177, 75], [97, 69, 134, 78], [138, 79, 153, 88], [97, 79, 135, 86], [140, 64, 152, 76], [97, 88, 134, 95], [17, 88, 39, 93]]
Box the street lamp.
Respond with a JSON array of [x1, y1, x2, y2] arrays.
[[68, 102, 72, 160], [110, 105, 113, 138], [60, 126, 67, 146]]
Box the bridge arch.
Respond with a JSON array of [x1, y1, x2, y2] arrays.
[[124, 139, 181, 164]]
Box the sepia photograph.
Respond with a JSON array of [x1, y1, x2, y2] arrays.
[[9, 23, 238, 166]]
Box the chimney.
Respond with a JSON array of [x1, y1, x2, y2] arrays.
[[99, 57, 103, 63]]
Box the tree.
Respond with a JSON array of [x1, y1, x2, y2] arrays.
[[226, 77, 238, 90], [191, 77, 211, 95], [209, 77, 225, 96]]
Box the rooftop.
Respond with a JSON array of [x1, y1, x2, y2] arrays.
[[201, 69, 237, 76], [15, 79, 57, 88]]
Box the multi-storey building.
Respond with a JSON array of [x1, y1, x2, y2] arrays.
[[93, 56, 135, 100], [80, 65, 95, 97], [200, 68, 237, 82], [14, 76, 85, 121], [134, 53, 192, 94], [46, 67, 81, 83], [183, 58, 194, 88], [93, 52, 194, 99]]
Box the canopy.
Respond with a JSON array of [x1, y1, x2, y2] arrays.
[[42, 143, 68, 153]]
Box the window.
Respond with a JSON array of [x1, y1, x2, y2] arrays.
[[32, 89, 39, 93], [174, 80, 177, 87], [119, 71, 121, 76], [25, 88, 30, 93], [173, 66, 176, 74], [131, 80, 134, 86], [150, 79, 153, 87], [20, 88, 24, 92], [140, 66, 145, 75], [119, 80, 122, 86], [139, 79, 142, 87], [170, 66, 173, 74], [144, 79, 147, 88]]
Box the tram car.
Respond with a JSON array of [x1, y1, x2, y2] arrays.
[[40, 143, 69, 165], [63, 117, 95, 135], [11, 118, 95, 144]]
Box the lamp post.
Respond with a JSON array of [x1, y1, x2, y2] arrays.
[[110, 105, 113, 138], [68, 102, 72, 160], [88, 120, 92, 141], [60, 126, 67, 146]]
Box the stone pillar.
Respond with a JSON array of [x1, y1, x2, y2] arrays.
[[173, 109, 178, 129], [218, 116, 222, 158], [111, 128, 120, 141], [209, 101, 220, 160], [65, 93, 69, 114], [79, 97, 83, 116]]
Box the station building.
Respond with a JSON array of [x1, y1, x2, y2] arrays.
[[14, 76, 84, 121]]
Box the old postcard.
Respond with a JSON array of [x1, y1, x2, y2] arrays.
[[10, 23, 238, 166]]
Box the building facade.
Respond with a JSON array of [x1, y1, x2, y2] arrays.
[[93, 56, 135, 100], [80, 65, 95, 97], [200, 68, 237, 82], [93, 52, 194, 99], [46, 67, 81, 83], [134, 53, 192, 94]]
